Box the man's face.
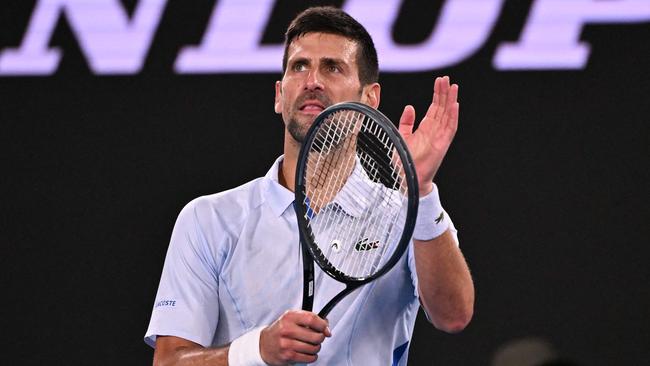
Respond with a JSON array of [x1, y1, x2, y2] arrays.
[[275, 32, 379, 144]]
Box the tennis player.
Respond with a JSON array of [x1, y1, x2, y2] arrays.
[[145, 6, 474, 365]]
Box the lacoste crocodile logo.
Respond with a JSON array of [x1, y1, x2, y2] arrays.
[[354, 238, 380, 251], [435, 212, 445, 225]]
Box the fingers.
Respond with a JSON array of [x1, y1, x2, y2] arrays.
[[423, 76, 458, 131], [433, 76, 457, 120], [299, 311, 332, 337], [432, 75, 441, 105], [436, 76, 449, 116], [398, 105, 416, 138], [442, 83, 459, 132], [451, 100, 459, 127], [260, 310, 331, 365], [283, 338, 322, 354]]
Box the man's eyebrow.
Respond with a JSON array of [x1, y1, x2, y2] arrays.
[[321, 58, 350, 73], [289, 57, 310, 65], [321, 57, 346, 66]]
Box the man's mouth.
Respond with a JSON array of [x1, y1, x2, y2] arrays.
[[299, 101, 325, 114]]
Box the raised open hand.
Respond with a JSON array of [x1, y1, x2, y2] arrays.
[[398, 76, 459, 196]]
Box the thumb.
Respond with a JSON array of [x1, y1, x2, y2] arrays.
[[398, 105, 415, 138]]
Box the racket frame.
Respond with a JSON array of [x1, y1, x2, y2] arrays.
[[295, 101, 419, 317]]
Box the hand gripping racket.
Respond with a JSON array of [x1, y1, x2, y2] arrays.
[[295, 102, 419, 318]]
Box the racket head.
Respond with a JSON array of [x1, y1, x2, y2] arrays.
[[295, 102, 419, 286]]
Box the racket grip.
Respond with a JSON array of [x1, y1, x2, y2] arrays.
[[301, 243, 314, 311]]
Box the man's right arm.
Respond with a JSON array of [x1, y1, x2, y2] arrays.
[[153, 310, 331, 366], [154, 336, 228, 366]]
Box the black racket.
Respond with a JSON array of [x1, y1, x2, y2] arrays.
[[295, 102, 419, 318]]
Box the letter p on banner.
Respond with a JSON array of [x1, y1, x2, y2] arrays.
[[494, 0, 650, 70]]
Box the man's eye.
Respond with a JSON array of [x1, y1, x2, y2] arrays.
[[293, 63, 307, 72], [328, 65, 341, 73]]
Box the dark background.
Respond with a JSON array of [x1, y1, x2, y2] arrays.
[[2, 1, 649, 365]]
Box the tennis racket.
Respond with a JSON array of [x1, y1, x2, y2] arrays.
[[295, 102, 419, 318]]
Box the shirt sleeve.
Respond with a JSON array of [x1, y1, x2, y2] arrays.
[[144, 199, 223, 348]]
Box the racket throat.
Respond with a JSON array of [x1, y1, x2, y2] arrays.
[[318, 283, 360, 319]]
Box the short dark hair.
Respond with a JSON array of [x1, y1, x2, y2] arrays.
[[282, 7, 379, 86]]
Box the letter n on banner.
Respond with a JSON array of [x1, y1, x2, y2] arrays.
[[0, 0, 166, 76]]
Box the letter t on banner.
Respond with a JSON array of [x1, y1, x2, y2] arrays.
[[494, 0, 650, 70]]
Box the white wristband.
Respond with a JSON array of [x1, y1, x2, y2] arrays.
[[412, 184, 450, 241], [228, 326, 268, 366]]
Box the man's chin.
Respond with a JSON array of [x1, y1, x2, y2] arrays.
[[287, 119, 309, 144]]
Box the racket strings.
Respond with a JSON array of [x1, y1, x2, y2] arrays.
[[344, 160, 405, 277], [338, 144, 406, 277], [358, 125, 406, 191], [303, 109, 410, 279], [308, 111, 364, 249], [357, 125, 408, 192], [307, 112, 359, 263], [308, 111, 363, 256], [307, 110, 360, 211], [344, 133, 401, 277]]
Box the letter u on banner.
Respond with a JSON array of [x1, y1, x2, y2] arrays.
[[344, 0, 506, 71]]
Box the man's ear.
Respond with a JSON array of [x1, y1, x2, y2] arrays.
[[362, 82, 381, 109], [274, 80, 282, 114]]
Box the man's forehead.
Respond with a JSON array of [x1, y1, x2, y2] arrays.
[[287, 32, 359, 62]]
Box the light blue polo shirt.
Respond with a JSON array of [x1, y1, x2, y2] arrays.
[[145, 156, 458, 365]]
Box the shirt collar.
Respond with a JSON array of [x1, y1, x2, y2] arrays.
[[263, 155, 295, 217], [328, 161, 368, 218], [330, 161, 404, 218], [264, 156, 401, 218]]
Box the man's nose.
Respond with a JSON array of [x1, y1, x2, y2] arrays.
[[305, 69, 324, 91]]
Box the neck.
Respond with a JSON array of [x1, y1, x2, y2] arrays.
[[279, 131, 300, 192]]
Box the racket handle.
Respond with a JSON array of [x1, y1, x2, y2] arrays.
[[301, 243, 314, 311]]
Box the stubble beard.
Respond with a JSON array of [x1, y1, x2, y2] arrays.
[[286, 91, 333, 143], [287, 117, 309, 143]]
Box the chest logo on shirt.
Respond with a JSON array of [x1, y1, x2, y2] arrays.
[[354, 238, 380, 251]]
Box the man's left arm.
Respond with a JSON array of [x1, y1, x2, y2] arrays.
[[398, 76, 475, 333], [413, 230, 474, 333]]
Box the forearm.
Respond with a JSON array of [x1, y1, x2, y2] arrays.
[[153, 338, 229, 366], [153, 311, 329, 366], [413, 230, 474, 333]]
